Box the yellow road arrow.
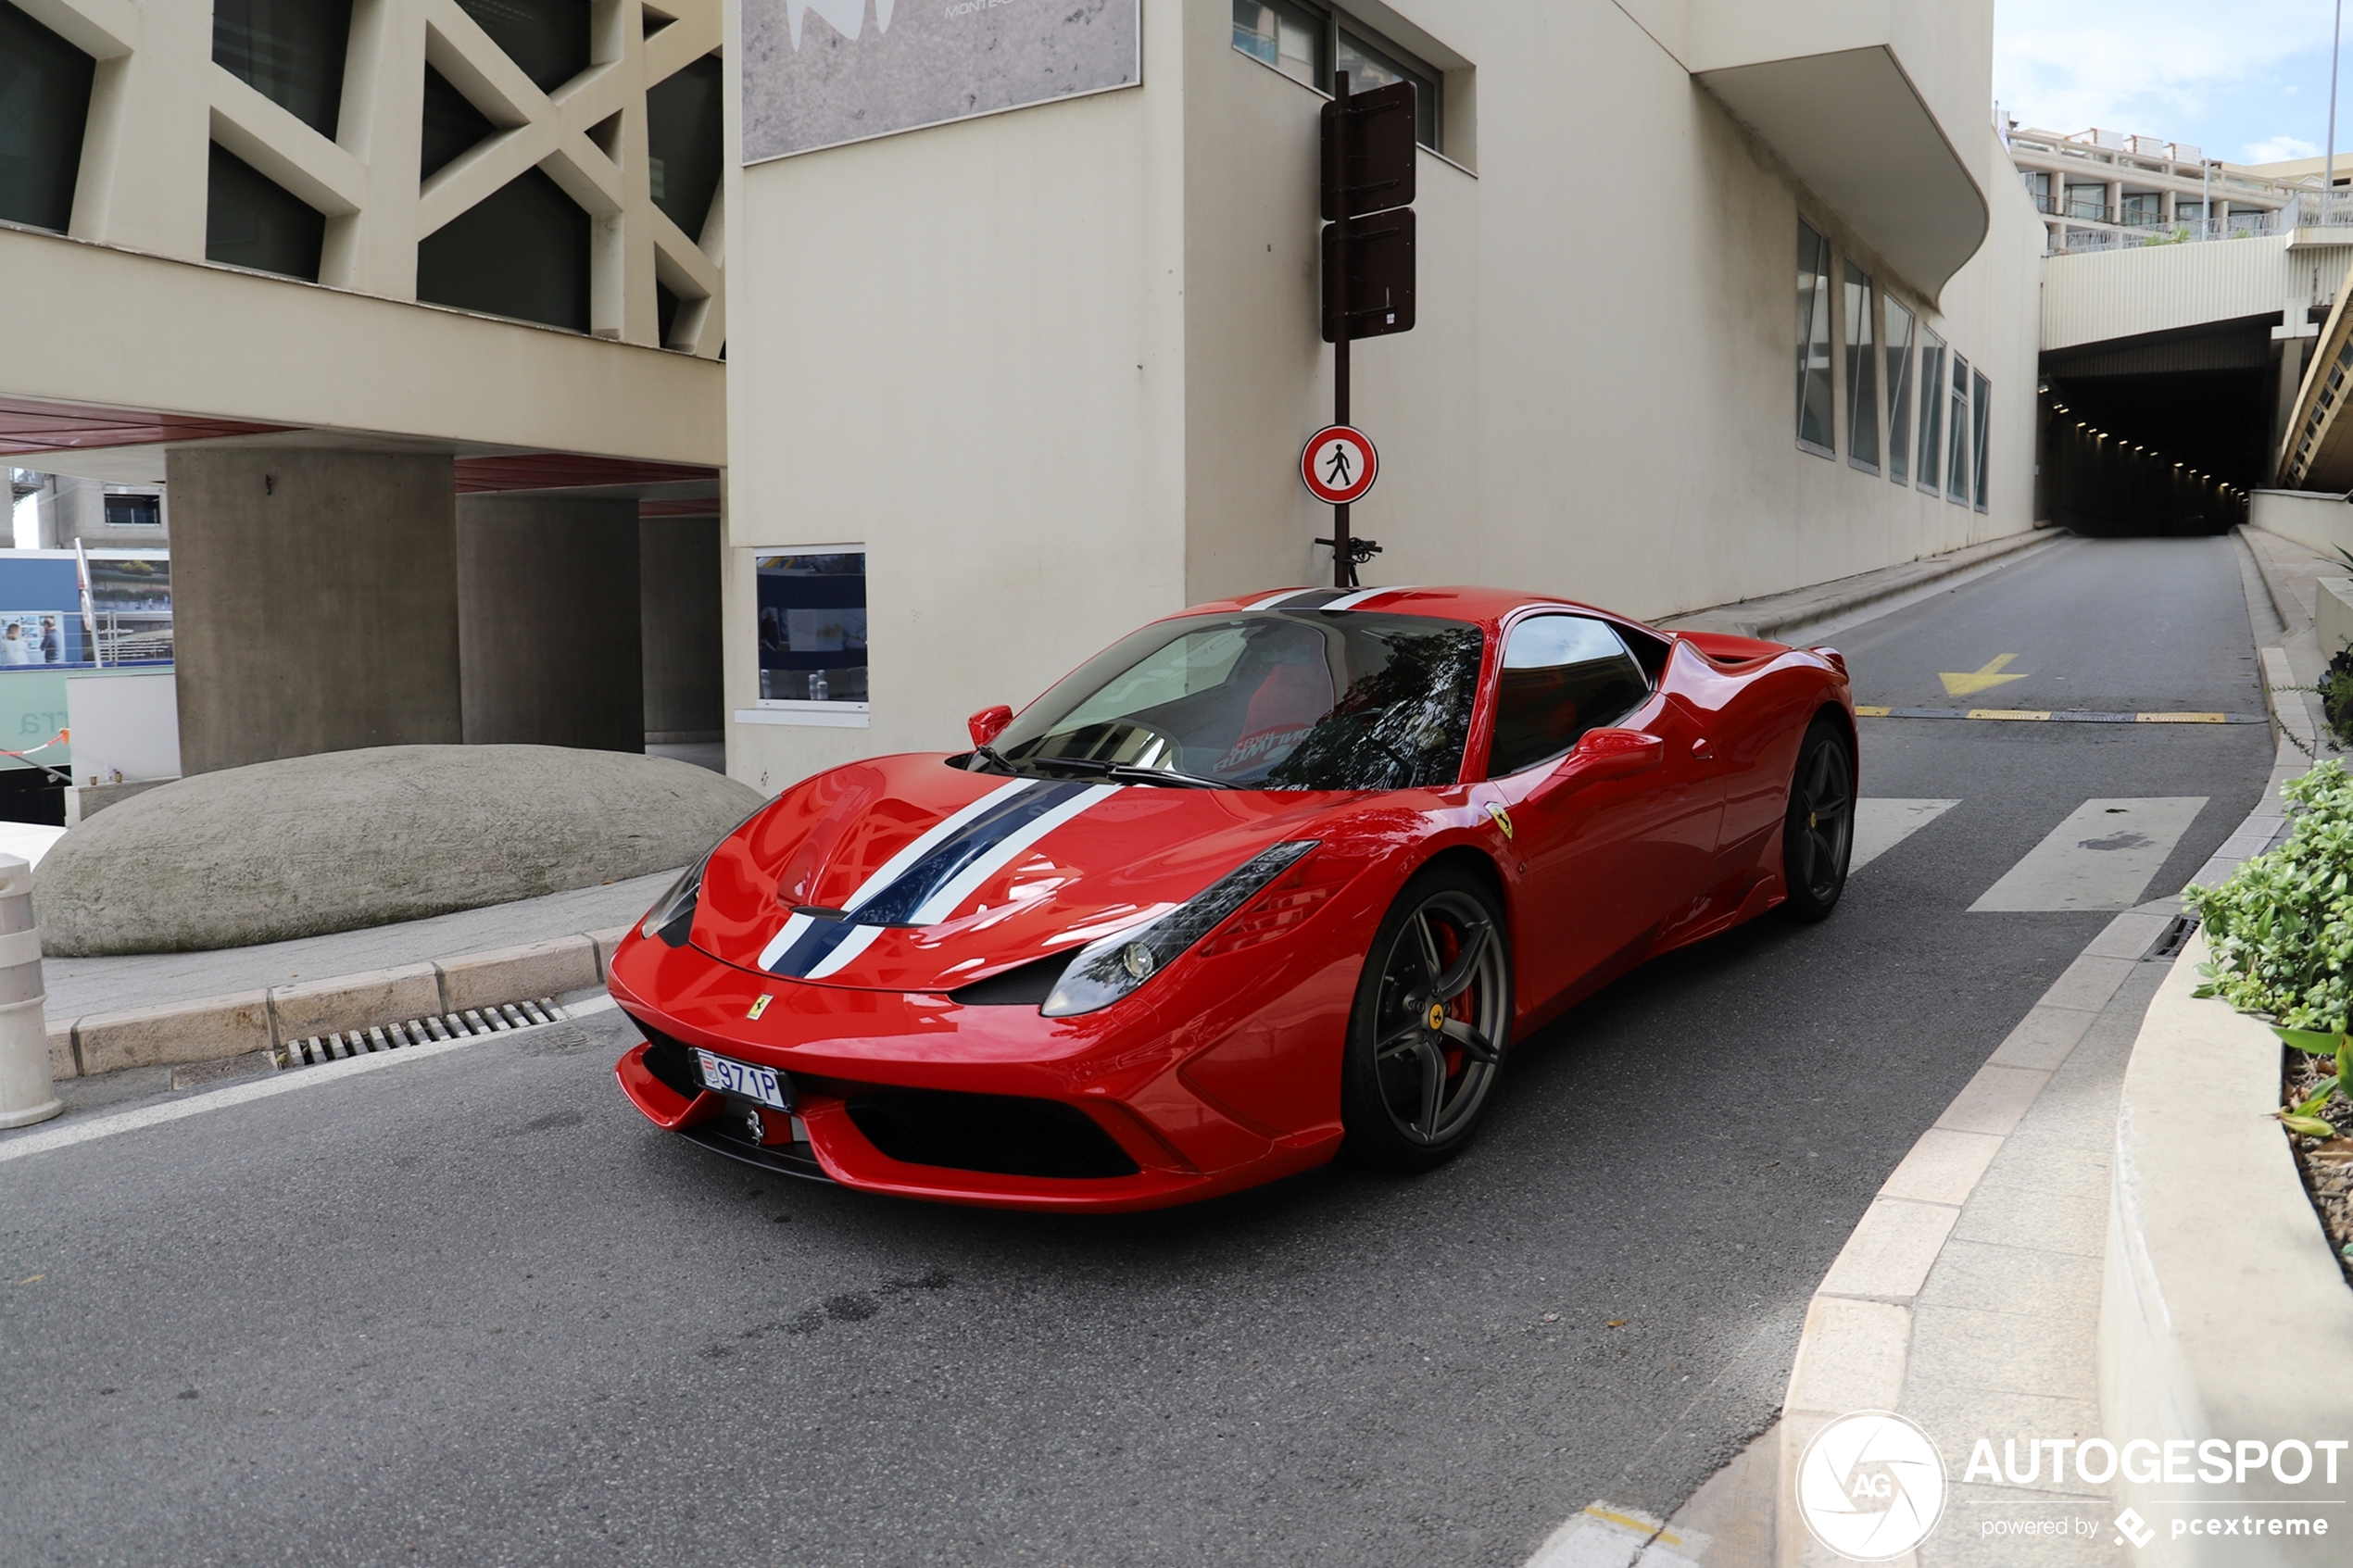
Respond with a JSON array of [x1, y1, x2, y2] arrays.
[[1940, 654, 2031, 697]]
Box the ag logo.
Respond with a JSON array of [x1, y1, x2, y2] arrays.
[[1795, 1411, 1947, 1561]]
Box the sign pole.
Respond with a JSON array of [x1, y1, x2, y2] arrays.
[[1331, 69, 1353, 589]]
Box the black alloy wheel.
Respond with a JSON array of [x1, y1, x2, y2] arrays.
[[1781, 716, 1855, 922], [1340, 863, 1512, 1173]]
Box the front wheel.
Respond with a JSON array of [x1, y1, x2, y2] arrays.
[[1340, 864, 1513, 1173], [1781, 716, 1855, 922]]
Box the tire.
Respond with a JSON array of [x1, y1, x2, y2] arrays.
[[1340, 862, 1513, 1173], [1781, 715, 1856, 922]]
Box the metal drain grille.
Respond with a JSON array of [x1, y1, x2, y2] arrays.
[[2142, 914, 2201, 962], [275, 998, 568, 1068]]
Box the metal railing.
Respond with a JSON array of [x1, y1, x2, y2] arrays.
[[2045, 211, 2292, 255]]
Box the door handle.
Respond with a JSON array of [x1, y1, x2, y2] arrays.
[[1691, 737, 1716, 761]]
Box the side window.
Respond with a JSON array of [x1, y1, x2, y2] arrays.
[[1487, 616, 1649, 778]]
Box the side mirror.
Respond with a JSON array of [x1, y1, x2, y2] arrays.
[[968, 705, 1013, 747], [1530, 728, 1664, 804], [1572, 727, 1666, 781]]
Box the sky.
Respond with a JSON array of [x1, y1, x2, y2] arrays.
[[1995, 0, 2350, 165]]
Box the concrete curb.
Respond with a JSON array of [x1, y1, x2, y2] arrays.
[[49, 924, 634, 1080], [2098, 932, 2353, 1568], [1767, 752, 2301, 1566], [1667, 530, 2059, 642]]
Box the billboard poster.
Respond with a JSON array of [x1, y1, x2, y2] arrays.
[[741, 0, 1140, 163]]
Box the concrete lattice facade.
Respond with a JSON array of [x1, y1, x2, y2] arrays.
[[9, 0, 724, 353]]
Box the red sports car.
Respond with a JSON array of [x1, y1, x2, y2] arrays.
[[610, 584, 1855, 1211]]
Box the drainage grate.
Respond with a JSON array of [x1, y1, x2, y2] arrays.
[[273, 997, 568, 1069], [2142, 915, 2201, 962]]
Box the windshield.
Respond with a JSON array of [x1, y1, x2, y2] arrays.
[[985, 610, 1485, 791]]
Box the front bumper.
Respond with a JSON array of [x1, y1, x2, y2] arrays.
[[607, 925, 1353, 1212]]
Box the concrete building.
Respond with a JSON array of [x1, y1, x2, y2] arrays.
[[719, 0, 2045, 792], [16, 472, 167, 549], [2004, 124, 2353, 257], [0, 0, 727, 776], [4, 0, 2045, 801]]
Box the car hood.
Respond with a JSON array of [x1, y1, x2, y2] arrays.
[[686, 754, 1364, 993]]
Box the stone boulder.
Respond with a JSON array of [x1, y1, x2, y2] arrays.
[[37, 745, 766, 955]]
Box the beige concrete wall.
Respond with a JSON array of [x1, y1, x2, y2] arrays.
[[721, 0, 2039, 797], [2043, 234, 2350, 354], [720, 0, 1190, 795], [2251, 489, 2353, 559], [0, 224, 725, 466]]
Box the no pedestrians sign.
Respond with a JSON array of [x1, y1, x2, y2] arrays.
[[1301, 425, 1378, 505]]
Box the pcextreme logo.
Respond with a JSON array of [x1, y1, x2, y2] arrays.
[[1797, 1413, 2349, 1560]]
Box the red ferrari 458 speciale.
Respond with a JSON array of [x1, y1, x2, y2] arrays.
[[610, 584, 1855, 1211]]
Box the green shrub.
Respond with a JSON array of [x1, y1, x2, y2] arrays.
[[2188, 760, 2353, 1031]]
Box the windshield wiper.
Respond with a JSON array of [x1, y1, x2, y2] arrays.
[[1021, 754, 1225, 789], [967, 744, 1017, 775]]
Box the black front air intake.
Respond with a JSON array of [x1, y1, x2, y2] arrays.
[[843, 1088, 1139, 1179], [624, 1010, 705, 1101]]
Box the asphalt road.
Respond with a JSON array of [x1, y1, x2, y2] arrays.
[[0, 535, 2278, 1568]]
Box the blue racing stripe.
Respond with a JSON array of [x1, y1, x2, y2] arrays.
[[848, 780, 1096, 926], [763, 779, 1100, 978]]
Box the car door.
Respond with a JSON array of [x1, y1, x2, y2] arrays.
[[1478, 614, 1724, 1011]]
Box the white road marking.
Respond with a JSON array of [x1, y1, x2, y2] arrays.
[[1850, 798, 1961, 873], [0, 993, 619, 1164], [1969, 797, 2208, 912]]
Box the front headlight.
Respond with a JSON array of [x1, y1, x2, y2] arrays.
[[1042, 840, 1319, 1017], [640, 858, 708, 946]]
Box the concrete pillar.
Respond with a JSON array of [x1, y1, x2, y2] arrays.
[[456, 495, 643, 751], [169, 447, 461, 774], [639, 514, 722, 743]]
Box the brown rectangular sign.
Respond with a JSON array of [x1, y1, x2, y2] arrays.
[[1320, 208, 1416, 343], [1320, 81, 1416, 220]]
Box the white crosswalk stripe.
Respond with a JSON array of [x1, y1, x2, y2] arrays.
[[1850, 798, 1961, 873], [1969, 797, 2208, 912]]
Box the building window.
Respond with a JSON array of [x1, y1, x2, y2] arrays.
[[1946, 352, 1972, 503], [207, 143, 327, 280], [0, 0, 96, 233], [421, 66, 497, 181], [1917, 331, 1945, 495], [1972, 371, 1991, 512], [1843, 262, 1879, 473], [1230, 2, 1442, 151], [102, 494, 162, 528], [2120, 191, 2161, 227], [646, 54, 724, 240], [757, 552, 868, 707], [1883, 295, 1916, 485], [452, 0, 589, 94], [416, 168, 591, 332], [1794, 220, 1835, 458], [1233, 0, 1325, 89], [212, 0, 354, 139], [2020, 169, 2052, 212]]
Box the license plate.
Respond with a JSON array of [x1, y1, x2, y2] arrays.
[[695, 1048, 791, 1110]]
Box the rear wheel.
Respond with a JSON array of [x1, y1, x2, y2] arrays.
[[1781, 717, 1855, 922], [1340, 863, 1512, 1173]]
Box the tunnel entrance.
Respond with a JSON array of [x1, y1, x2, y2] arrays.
[[2039, 317, 2284, 537]]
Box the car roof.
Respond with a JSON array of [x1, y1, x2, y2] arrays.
[[1183, 584, 1653, 633]]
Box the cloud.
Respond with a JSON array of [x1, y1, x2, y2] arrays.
[[2244, 135, 2322, 162], [1995, 0, 2334, 134]]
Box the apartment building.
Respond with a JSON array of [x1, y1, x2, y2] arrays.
[[2006, 123, 2323, 253]]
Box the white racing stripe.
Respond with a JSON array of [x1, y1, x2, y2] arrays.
[[0, 994, 621, 1164], [1245, 588, 1324, 609], [756, 777, 1036, 971], [1321, 583, 1421, 612], [905, 783, 1122, 923]]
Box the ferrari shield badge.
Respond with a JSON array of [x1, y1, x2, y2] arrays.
[[1484, 803, 1515, 840], [747, 994, 773, 1020]]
